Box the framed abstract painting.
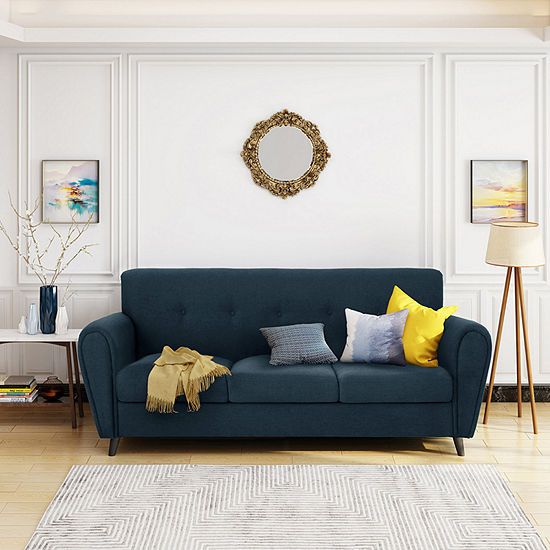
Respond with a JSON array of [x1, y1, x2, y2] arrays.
[[42, 160, 99, 224], [470, 160, 527, 224]]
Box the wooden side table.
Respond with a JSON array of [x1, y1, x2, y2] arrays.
[[0, 329, 84, 428]]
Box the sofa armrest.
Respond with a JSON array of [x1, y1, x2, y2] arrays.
[[78, 312, 136, 438], [438, 315, 492, 437]]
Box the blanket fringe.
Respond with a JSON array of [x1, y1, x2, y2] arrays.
[[146, 395, 177, 414], [186, 366, 231, 412]]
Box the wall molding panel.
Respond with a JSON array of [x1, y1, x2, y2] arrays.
[[0, 290, 13, 375], [537, 293, 550, 381], [17, 289, 56, 377], [128, 54, 433, 269], [444, 288, 479, 322], [18, 53, 122, 285], [0, 287, 119, 381], [444, 54, 549, 286]]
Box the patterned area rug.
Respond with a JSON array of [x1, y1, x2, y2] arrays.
[[26, 464, 545, 550]]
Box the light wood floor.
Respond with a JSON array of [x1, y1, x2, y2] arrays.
[[0, 402, 549, 549]]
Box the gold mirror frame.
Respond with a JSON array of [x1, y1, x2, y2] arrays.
[[241, 109, 331, 198]]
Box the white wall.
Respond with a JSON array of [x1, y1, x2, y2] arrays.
[[1, 47, 550, 384]]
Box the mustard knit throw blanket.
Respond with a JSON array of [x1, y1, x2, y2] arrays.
[[146, 346, 231, 413]]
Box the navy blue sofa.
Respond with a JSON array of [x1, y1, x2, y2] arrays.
[[78, 268, 492, 456]]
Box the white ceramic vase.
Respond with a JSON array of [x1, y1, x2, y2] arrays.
[[55, 306, 69, 335], [27, 303, 39, 335]]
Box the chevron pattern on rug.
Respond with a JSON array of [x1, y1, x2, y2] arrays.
[[26, 463, 544, 550]]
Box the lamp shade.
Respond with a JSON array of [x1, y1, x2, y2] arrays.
[[486, 222, 545, 267]]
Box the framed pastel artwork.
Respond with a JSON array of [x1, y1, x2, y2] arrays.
[[42, 160, 99, 223], [470, 160, 527, 224]]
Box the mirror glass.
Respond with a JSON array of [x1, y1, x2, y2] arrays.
[[258, 126, 313, 181]]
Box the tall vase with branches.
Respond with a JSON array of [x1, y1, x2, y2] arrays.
[[0, 196, 96, 333]]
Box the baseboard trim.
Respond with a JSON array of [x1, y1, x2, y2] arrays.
[[484, 385, 550, 403]]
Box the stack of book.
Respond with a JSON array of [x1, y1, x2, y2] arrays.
[[0, 375, 38, 403]]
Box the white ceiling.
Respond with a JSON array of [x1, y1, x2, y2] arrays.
[[4, 0, 550, 28], [1, 1, 550, 46]]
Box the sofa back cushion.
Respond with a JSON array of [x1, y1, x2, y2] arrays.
[[121, 268, 443, 361]]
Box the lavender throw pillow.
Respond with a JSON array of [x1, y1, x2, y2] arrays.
[[340, 308, 409, 365]]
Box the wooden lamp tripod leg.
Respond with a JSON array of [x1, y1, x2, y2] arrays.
[[516, 267, 538, 434], [514, 268, 522, 418], [484, 267, 513, 425]]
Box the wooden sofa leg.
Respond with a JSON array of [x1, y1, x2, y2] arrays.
[[108, 437, 120, 456], [453, 437, 465, 456]]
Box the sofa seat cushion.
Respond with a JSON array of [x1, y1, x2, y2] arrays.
[[228, 355, 339, 403], [333, 362, 453, 404], [116, 353, 232, 403]]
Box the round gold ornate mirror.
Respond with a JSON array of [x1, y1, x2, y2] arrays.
[[241, 109, 330, 198]]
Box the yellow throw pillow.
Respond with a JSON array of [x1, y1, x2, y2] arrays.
[[386, 286, 457, 367]]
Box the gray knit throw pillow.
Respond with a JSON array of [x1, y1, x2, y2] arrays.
[[260, 323, 338, 366]]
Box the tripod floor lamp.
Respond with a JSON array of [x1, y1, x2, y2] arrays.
[[483, 221, 545, 434]]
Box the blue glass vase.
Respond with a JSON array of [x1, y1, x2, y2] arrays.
[[39, 286, 58, 334]]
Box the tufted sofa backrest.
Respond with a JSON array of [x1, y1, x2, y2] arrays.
[[121, 268, 443, 360]]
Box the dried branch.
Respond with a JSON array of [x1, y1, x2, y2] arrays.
[[0, 214, 48, 284], [60, 281, 77, 307], [0, 193, 97, 287], [47, 211, 96, 286], [23, 199, 49, 281], [52, 243, 97, 286]]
